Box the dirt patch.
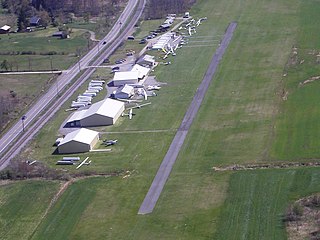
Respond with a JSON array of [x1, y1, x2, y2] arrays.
[[300, 76, 320, 86], [286, 194, 320, 240], [281, 88, 289, 101], [212, 161, 320, 171]]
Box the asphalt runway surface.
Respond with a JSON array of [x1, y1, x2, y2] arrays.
[[138, 22, 238, 215]]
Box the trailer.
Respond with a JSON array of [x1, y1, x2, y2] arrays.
[[87, 88, 100, 93], [56, 160, 74, 165], [90, 80, 105, 84], [71, 102, 86, 108], [83, 92, 96, 97], [63, 157, 80, 161], [89, 82, 103, 87]]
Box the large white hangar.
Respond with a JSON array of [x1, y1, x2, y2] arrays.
[[65, 98, 125, 127], [113, 71, 139, 86], [58, 128, 99, 154]]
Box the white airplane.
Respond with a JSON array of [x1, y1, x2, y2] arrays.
[[116, 98, 142, 103], [130, 102, 151, 109], [76, 157, 91, 169], [103, 139, 118, 146], [121, 109, 135, 119], [146, 85, 161, 91]]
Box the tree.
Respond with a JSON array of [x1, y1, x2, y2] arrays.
[[38, 9, 51, 28], [0, 60, 9, 71], [83, 12, 90, 23]]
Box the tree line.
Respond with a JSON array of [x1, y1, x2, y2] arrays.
[[145, 0, 196, 19], [1, 0, 122, 31]]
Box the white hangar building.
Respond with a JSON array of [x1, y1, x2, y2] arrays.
[[131, 64, 150, 79], [113, 71, 139, 87], [65, 98, 125, 127], [113, 84, 134, 99], [137, 54, 156, 67], [58, 128, 99, 154]]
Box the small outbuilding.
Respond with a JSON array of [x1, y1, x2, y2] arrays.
[[137, 54, 156, 67], [30, 16, 41, 26], [113, 84, 134, 99], [131, 64, 150, 80], [0, 25, 10, 34], [57, 128, 99, 154], [113, 71, 139, 86], [65, 98, 125, 127]]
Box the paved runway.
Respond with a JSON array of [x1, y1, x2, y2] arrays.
[[138, 22, 238, 215]]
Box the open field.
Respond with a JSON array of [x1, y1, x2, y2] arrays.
[[31, 173, 229, 240], [3, 0, 320, 238], [270, 0, 320, 161], [0, 180, 59, 240], [214, 168, 320, 240]]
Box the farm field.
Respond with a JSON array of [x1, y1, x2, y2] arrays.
[[2, 0, 320, 239], [214, 168, 320, 240], [0, 180, 59, 240]]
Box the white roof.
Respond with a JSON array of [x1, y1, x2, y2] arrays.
[[58, 128, 99, 146], [67, 98, 124, 123], [143, 55, 155, 63], [131, 64, 150, 79], [67, 109, 87, 123], [117, 84, 134, 95], [83, 98, 124, 118], [113, 71, 139, 81], [152, 33, 175, 49], [1, 25, 10, 31]]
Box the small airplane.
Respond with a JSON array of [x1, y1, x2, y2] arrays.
[[121, 108, 135, 119], [103, 139, 118, 146], [130, 102, 152, 109], [146, 85, 161, 91], [116, 98, 142, 103]]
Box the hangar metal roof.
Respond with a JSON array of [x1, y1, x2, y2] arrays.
[[59, 128, 99, 146], [113, 71, 139, 81], [67, 98, 125, 124]]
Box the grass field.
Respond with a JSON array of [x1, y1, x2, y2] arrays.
[[4, 0, 320, 238], [270, 0, 320, 161], [0, 180, 59, 240], [214, 168, 320, 240]]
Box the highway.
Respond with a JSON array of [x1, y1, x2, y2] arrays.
[[0, 0, 146, 170], [138, 22, 238, 214]]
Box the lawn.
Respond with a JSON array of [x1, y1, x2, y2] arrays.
[[214, 168, 320, 240], [30, 172, 229, 240], [0, 180, 59, 240], [270, 0, 320, 161]]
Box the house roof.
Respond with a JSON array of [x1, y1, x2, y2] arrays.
[[30, 16, 40, 24], [0, 25, 10, 31], [142, 54, 155, 63], [67, 98, 125, 124], [113, 71, 139, 81], [116, 84, 134, 95], [58, 128, 99, 146], [131, 64, 150, 79]]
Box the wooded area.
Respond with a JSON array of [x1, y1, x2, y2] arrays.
[[145, 0, 196, 19]]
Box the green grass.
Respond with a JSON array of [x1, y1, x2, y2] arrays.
[[30, 179, 97, 240], [214, 168, 320, 240], [0, 180, 59, 240], [270, 0, 320, 161], [31, 172, 229, 240]]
